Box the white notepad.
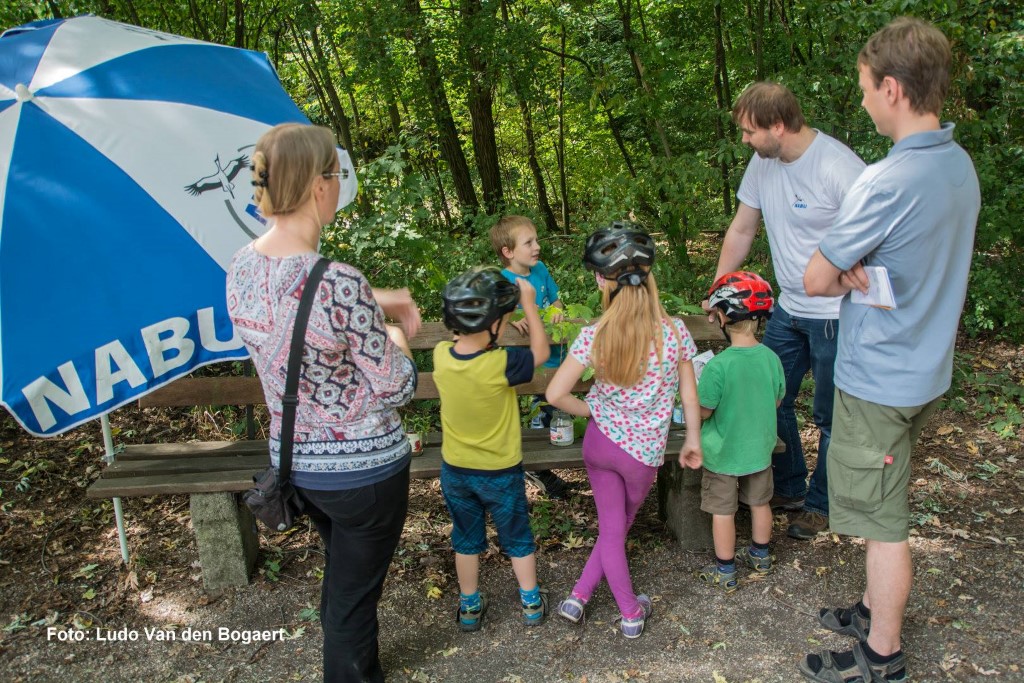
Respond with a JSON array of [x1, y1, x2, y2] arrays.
[[851, 266, 897, 310]]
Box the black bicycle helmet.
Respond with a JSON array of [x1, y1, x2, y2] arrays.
[[582, 221, 656, 277], [442, 266, 520, 334]]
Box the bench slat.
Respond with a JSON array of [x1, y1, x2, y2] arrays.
[[102, 453, 270, 478], [137, 371, 592, 407], [86, 470, 261, 498], [90, 427, 693, 497], [116, 440, 270, 460], [138, 316, 722, 408], [407, 319, 724, 350]]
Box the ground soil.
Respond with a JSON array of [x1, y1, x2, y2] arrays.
[[0, 343, 1021, 683]]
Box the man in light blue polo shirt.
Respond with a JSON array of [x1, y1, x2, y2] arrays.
[[800, 17, 980, 683]]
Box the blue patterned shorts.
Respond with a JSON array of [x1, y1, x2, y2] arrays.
[[440, 463, 536, 558]]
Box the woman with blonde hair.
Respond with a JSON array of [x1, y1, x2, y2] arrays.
[[546, 222, 703, 638], [226, 123, 420, 682]]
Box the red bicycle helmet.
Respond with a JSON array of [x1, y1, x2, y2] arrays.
[[708, 271, 774, 322]]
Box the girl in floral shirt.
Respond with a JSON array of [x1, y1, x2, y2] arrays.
[[546, 223, 703, 638]]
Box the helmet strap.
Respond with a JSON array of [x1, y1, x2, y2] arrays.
[[609, 270, 647, 302], [720, 320, 732, 344], [486, 319, 502, 349]]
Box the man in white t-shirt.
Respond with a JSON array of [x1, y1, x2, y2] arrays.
[[703, 82, 865, 541]]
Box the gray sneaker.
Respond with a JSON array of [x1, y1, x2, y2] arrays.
[[619, 594, 652, 638]]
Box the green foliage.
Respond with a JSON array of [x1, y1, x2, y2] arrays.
[[961, 246, 1024, 340], [401, 409, 435, 435], [261, 552, 283, 583], [947, 352, 1024, 439], [6, 0, 1022, 339]]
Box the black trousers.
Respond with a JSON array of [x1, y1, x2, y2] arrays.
[[298, 463, 410, 683]]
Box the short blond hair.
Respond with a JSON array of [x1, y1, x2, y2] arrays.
[[725, 319, 759, 336], [251, 123, 336, 217], [490, 215, 536, 266], [858, 17, 951, 116]]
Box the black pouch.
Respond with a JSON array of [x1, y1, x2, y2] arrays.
[[244, 467, 305, 532]]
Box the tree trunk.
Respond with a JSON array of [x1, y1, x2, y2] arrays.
[[462, 0, 503, 214], [500, 0, 557, 231], [714, 1, 734, 217], [233, 0, 244, 48], [362, 14, 412, 175], [186, 0, 210, 41], [618, 0, 672, 159], [405, 0, 479, 215], [290, 21, 372, 213], [557, 26, 569, 231], [539, 45, 637, 179], [747, 0, 765, 79]]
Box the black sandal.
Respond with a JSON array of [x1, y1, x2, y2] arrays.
[[818, 603, 871, 641], [798, 642, 906, 682]]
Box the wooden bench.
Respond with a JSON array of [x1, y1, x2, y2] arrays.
[[87, 317, 728, 589]]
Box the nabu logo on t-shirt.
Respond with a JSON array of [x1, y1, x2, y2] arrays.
[[793, 193, 808, 209]]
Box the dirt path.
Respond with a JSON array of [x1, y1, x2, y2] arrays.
[[1, 347, 1021, 682]]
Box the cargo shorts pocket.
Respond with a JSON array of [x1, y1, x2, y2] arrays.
[[828, 442, 886, 513]]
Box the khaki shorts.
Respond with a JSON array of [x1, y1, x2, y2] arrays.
[[700, 466, 773, 515], [828, 388, 940, 543]]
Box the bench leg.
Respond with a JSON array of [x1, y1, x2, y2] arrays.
[[656, 461, 714, 550], [189, 492, 258, 590]]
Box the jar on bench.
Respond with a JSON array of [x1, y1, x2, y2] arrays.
[[550, 410, 575, 447]]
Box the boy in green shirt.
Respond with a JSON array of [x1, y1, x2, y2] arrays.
[[697, 271, 785, 592]]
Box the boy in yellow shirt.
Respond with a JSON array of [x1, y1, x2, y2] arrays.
[[434, 266, 550, 630]]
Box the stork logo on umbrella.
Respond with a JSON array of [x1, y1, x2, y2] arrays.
[[183, 146, 265, 238], [184, 153, 250, 199]]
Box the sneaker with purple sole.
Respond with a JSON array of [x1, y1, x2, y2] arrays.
[[619, 594, 653, 639]]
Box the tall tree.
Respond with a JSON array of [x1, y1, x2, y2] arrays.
[[461, 0, 503, 214], [713, 1, 735, 216], [404, 0, 479, 215], [500, 0, 558, 231]]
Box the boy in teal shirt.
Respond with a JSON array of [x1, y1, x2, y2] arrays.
[[490, 215, 570, 498], [697, 272, 785, 592]]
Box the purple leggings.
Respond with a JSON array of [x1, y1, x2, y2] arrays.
[[573, 421, 658, 618]]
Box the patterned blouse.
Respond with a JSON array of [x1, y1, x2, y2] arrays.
[[570, 319, 697, 467], [226, 245, 416, 490]]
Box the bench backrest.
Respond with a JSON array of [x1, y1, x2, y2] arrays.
[[139, 317, 723, 408]]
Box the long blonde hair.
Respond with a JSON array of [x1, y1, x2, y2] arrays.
[[591, 269, 676, 387], [251, 123, 336, 217]]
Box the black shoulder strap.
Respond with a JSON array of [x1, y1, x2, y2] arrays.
[[279, 257, 329, 483]]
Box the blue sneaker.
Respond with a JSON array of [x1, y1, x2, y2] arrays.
[[558, 595, 586, 624], [457, 593, 488, 632], [619, 594, 652, 639], [522, 587, 549, 626]]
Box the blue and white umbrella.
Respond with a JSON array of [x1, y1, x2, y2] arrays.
[[0, 16, 357, 437]]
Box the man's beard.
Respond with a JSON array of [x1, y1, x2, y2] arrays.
[[754, 139, 781, 159]]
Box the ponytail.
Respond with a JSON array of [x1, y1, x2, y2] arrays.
[[591, 269, 675, 387]]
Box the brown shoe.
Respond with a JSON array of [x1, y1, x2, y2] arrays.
[[787, 511, 828, 540], [769, 493, 805, 511]]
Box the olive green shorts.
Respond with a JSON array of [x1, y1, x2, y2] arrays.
[[700, 466, 773, 516], [828, 388, 941, 543]]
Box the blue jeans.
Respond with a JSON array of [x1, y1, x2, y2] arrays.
[[440, 463, 536, 558], [761, 304, 837, 516]]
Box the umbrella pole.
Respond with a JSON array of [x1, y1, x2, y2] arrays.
[[100, 415, 130, 565]]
